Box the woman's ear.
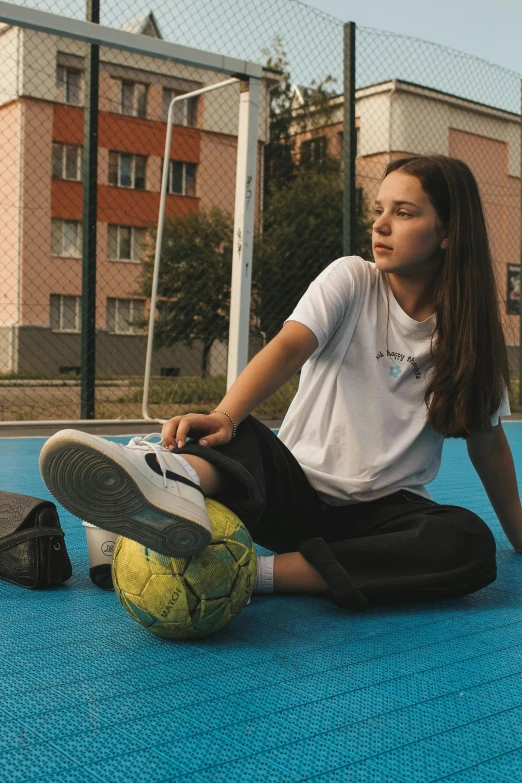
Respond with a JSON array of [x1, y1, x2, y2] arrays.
[[441, 238, 448, 249]]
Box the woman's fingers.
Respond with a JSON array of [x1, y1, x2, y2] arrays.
[[161, 413, 233, 450], [175, 415, 197, 447], [161, 416, 182, 448]]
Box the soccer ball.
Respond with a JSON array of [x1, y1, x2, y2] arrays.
[[111, 498, 257, 640]]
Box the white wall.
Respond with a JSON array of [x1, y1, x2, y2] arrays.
[[0, 25, 19, 108]]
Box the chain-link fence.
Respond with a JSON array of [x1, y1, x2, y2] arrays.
[[0, 0, 520, 423]]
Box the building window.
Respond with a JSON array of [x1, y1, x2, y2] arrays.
[[52, 143, 82, 181], [108, 152, 146, 189], [162, 88, 198, 126], [56, 66, 83, 105], [107, 225, 146, 262], [120, 81, 147, 118], [107, 298, 145, 334], [164, 160, 197, 196], [51, 219, 82, 258], [300, 136, 327, 167], [50, 294, 81, 332]]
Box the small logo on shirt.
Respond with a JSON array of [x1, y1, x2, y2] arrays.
[[101, 541, 115, 556], [389, 364, 402, 378]]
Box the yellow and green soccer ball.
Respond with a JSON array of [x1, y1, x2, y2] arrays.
[[111, 499, 257, 640]]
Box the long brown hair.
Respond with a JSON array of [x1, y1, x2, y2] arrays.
[[381, 154, 511, 439]]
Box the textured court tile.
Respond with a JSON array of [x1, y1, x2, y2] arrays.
[[275, 698, 358, 733], [77, 691, 177, 725], [0, 671, 47, 697], [188, 634, 276, 666], [367, 738, 470, 782], [19, 706, 110, 741], [85, 746, 186, 782], [365, 704, 464, 741], [471, 705, 522, 734], [432, 770, 513, 783], [475, 749, 522, 780], [17, 660, 105, 689], [320, 718, 412, 761], [242, 681, 318, 713], [51, 725, 146, 765], [262, 734, 357, 778], [215, 715, 308, 754], [154, 729, 250, 772], [24, 769, 98, 783], [285, 668, 376, 701], [0, 687, 78, 719], [116, 710, 206, 745], [54, 673, 138, 702], [145, 666, 269, 707], [424, 722, 522, 765], [241, 655, 322, 681], [194, 752, 302, 782], [0, 718, 42, 752], [320, 685, 407, 721], [464, 673, 522, 711], [421, 691, 505, 727], [305, 761, 408, 782], [0, 742, 75, 783], [174, 693, 267, 730]]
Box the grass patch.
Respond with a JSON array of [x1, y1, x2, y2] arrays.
[[118, 374, 301, 418]]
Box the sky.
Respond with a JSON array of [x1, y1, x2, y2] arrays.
[[305, 0, 521, 75], [5, 0, 521, 112]]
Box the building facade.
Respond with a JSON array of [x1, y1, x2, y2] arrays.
[[0, 15, 276, 377]]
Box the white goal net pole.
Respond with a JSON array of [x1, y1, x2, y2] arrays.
[[142, 77, 260, 422], [142, 77, 260, 421], [227, 78, 261, 391]]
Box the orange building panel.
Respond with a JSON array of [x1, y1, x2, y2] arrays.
[[53, 105, 84, 145], [53, 105, 200, 162], [51, 179, 198, 226]]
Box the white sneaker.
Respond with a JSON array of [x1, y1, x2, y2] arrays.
[[39, 430, 212, 558]]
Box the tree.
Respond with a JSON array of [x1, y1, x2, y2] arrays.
[[252, 167, 369, 343], [140, 207, 237, 377], [261, 36, 341, 199], [255, 37, 373, 342]]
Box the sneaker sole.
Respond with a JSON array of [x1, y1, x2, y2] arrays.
[[39, 432, 212, 558]]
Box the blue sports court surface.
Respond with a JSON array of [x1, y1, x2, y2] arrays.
[[1, 426, 522, 783]]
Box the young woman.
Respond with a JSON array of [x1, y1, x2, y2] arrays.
[[40, 154, 518, 610]]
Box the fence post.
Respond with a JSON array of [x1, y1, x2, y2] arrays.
[[343, 21, 356, 257], [81, 0, 99, 419], [519, 81, 522, 405]]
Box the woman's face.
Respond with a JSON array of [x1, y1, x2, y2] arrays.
[[372, 171, 446, 276]]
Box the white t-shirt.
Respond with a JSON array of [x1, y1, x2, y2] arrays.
[[277, 256, 511, 506]]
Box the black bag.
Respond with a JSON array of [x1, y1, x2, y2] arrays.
[[0, 490, 72, 588]]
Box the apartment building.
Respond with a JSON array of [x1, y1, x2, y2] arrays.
[[0, 12, 276, 376], [289, 79, 521, 371]]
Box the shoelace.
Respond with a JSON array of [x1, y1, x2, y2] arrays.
[[127, 433, 172, 488]]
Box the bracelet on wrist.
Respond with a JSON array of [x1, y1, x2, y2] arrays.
[[209, 409, 237, 439]]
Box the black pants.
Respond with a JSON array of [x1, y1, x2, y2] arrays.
[[176, 415, 497, 611]]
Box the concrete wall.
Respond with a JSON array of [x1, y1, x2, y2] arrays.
[[1, 326, 264, 377]]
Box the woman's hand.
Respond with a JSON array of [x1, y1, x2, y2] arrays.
[[161, 412, 234, 450]]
